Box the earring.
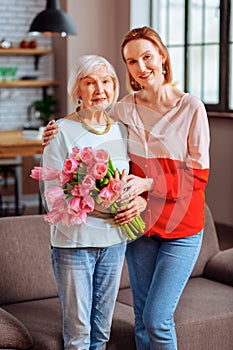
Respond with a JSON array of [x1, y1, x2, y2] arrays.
[[131, 79, 135, 85], [162, 66, 166, 75], [77, 98, 82, 106]]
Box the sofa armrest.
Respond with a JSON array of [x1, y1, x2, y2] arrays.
[[0, 307, 33, 349], [204, 248, 233, 286]]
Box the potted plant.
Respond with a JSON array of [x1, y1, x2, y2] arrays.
[[33, 94, 57, 126]]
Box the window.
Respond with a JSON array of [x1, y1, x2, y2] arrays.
[[230, 0, 233, 109], [130, 0, 232, 113]]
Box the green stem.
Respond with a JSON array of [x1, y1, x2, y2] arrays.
[[121, 224, 136, 240]]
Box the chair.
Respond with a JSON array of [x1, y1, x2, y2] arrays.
[[0, 158, 22, 216]]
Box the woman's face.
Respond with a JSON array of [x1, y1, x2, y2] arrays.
[[78, 65, 115, 109], [123, 38, 165, 87]]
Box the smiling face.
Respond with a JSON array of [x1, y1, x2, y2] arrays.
[[123, 38, 165, 88], [78, 65, 115, 110]]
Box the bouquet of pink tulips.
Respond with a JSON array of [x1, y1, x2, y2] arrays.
[[30, 146, 145, 240]]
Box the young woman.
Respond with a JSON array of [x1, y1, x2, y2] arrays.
[[42, 54, 146, 350], [42, 26, 210, 350], [113, 26, 210, 350]]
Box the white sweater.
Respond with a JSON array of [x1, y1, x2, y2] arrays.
[[43, 119, 129, 248]]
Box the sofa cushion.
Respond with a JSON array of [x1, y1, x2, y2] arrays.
[[116, 278, 233, 350], [175, 277, 233, 350], [191, 204, 219, 277], [119, 258, 130, 289], [2, 297, 63, 350], [0, 307, 33, 349], [204, 248, 233, 286], [107, 302, 136, 350], [0, 215, 58, 305], [117, 285, 133, 306]]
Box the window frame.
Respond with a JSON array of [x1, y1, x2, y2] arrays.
[[205, 0, 231, 112], [145, 0, 232, 115]]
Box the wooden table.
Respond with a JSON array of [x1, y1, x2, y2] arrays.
[[0, 130, 43, 215], [0, 130, 43, 158]]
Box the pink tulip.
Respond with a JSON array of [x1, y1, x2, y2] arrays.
[[81, 195, 95, 213], [44, 209, 64, 225], [79, 147, 94, 165], [98, 187, 114, 202], [44, 198, 67, 224], [82, 175, 96, 190], [94, 149, 109, 164], [63, 158, 78, 173], [61, 212, 85, 226], [69, 146, 81, 160], [68, 197, 88, 224], [60, 170, 74, 185], [31, 166, 61, 181], [91, 162, 107, 180], [109, 179, 124, 193], [44, 187, 64, 208], [72, 210, 87, 225], [43, 167, 61, 181], [30, 166, 42, 180], [60, 212, 74, 226], [68, 197, 82, 215], [71, 184, 89, 197]]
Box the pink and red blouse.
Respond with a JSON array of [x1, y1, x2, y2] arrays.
[[111, 93, 210, 239]]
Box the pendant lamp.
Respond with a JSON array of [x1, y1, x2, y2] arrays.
[[29, 0, 76, 37]]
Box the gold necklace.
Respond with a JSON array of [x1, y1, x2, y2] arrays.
[[75, 108, 111, 135]]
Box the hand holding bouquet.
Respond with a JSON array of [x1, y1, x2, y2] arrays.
[[30, 146, 145, 240]]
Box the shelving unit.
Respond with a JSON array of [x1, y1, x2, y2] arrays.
[[0, 48, 52, 55], [0, 47, 59, 97], [0, 80, 59, 88], [0, 48, 52, 70]]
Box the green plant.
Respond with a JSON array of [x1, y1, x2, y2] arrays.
[[33, 95, 57, 125]]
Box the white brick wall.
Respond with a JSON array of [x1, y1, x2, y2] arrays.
[[0, 0, 54, 130]]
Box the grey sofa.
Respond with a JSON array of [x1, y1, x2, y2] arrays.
[[0, 204, 232, 350]]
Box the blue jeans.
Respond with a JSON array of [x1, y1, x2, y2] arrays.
[[52, 243, 126, 350], [126, 231, 203, 350]]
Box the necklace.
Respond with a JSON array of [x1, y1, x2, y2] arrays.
[[75, 108, 111, 135]]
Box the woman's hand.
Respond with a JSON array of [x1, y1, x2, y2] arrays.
[[114, 195, 147, 225], [119, 174, 154, 203], [95, 169, 127, 211], [42, 120, 59, 147]]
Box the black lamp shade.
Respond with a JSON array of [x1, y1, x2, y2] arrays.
[[29, 0, 76, 36]]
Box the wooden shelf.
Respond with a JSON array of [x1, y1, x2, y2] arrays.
[[0, 48, 52, 56], [0, 80, 59, 88], [0, 47, 57, 98], [0, 48, 53, 69]]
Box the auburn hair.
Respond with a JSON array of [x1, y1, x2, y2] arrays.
[[121, 26, 172, 92]]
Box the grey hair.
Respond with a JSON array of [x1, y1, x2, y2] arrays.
[[67, 54, 120, 106]]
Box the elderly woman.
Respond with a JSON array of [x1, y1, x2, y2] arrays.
[[42, 54, 145, 350]]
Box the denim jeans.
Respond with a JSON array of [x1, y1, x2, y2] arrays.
[[52, 243, 126, 350], [126, 231, 203, 350]]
